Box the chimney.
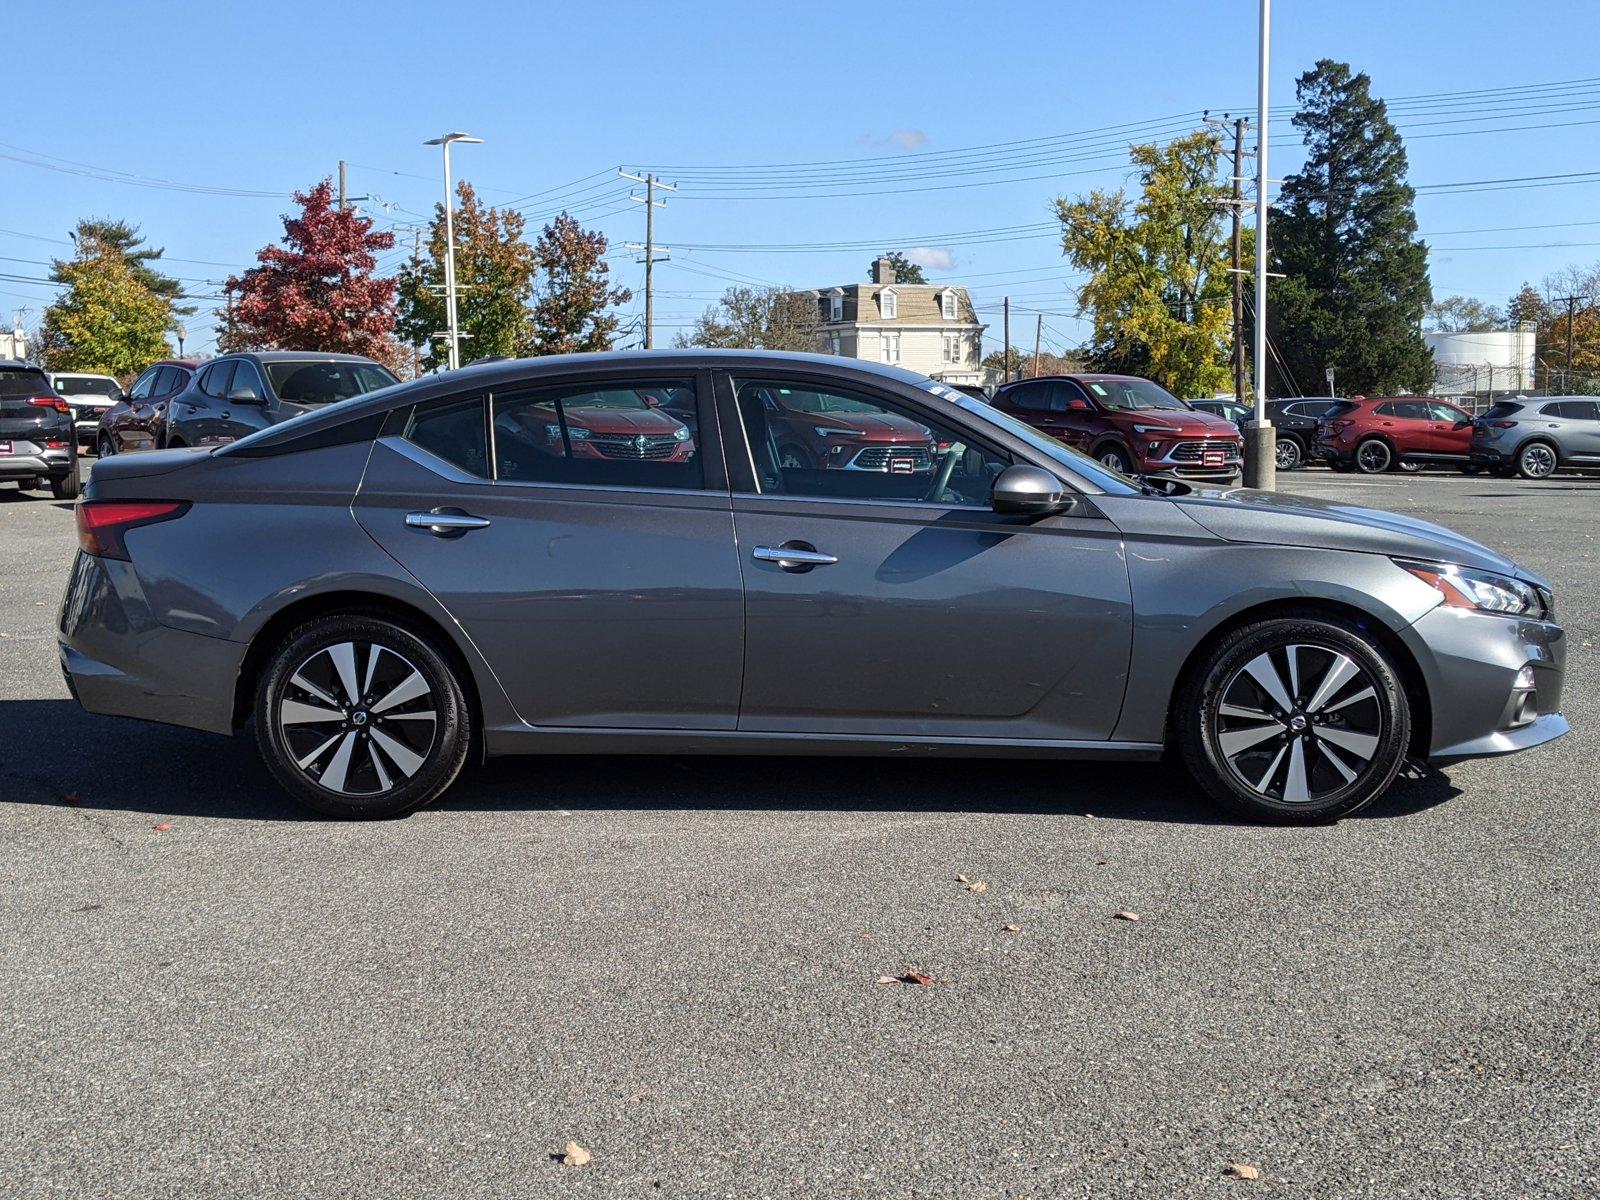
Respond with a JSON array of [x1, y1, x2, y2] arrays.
[[871, 257, 897, 285]]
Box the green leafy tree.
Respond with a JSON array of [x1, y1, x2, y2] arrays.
[[397, 181, 539, 370], [1268, 60, 1433, 396], [72, 218, 193, 322], [871, 251, 926, 284], [1425, 295, 1502, 333], [676, 286, 822, 351], [528, 213, 631, 355], [40, 228, 173, 377], [1056, 131, 1234, 397]]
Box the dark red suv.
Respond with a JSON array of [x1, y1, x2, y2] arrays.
[[990, 374, 1242, 484], [748, 381, 937, 474], [1314, 396, 1475, 474]]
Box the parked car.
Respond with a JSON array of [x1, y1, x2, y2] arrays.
[[96, 359, 198, 455], [991, 374, 1243, 485], [0, 360, 79, 498], [1178, 398, 1342, 472], [1470, 397, 1600, 479], [61, 351, 1566, 823], [1315, 397, 1476, 474], [51, 372, 124, 450], [749, 381, 938, 474], [1188, 398, 1251, 426]]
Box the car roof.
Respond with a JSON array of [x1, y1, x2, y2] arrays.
[[0, 359, 47, 370], [228, 350, 384, 363]]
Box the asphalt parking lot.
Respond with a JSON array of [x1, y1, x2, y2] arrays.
[[2, 465, 1597, 1199]]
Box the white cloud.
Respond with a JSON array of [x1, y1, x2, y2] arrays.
[[861, 129, 928, 152], [905, 246, 955, 272]]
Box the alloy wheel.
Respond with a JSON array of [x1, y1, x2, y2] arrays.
[[1212, 643, 1383, 805], [1355, 439, 1391, 473], [1519, 443, 1556, 479], [1100, 447, 1132, 472], [277, 641, 438, 796], [1275, 438, 1301, 470]]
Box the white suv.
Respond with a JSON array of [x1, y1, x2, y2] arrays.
[[51, 372, 124, 449]]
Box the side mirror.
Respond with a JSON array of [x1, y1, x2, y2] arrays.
[[226, 386, 264, 405], [642, 394, 662, 407], [990, 464, 1071, 516], [1065, 396, 1092, 412]]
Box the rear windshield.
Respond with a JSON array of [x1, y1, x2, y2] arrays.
[[1321, 401, 1358, 419], [1482, 401, 1524, 420], [54, 376, 122, 398], [264, 360, 398, 405], [0, 367, 52, 398]]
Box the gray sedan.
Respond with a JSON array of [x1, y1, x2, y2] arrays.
[[59, 352, 1568, 822]]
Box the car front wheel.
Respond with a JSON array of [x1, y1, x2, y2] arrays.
[[1516, 441, 1558, 480], [1177, 614, 1411, 823], [254, 614, 472, 819], [1098, 444, 1135, 474]]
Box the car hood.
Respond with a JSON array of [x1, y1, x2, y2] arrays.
[[799, 411, 930, 439], [1122, 410, 1239, 437], [1171, 486, 1544, 584], [568, 408, 686, 435]]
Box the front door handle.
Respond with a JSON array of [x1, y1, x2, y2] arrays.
[[406, 508, 492, 537], [753, 542, 837, 572]]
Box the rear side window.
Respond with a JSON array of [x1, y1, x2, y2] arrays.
[[405, 397, 489, 478], [1544, 399, 1600, 420], [0, 367, 51, 397], [1482, 402, 1523, 420], [1321, 402, 1357, 419], [199, 361, 236, 398], [492, 379, 702, 491], [1001, 381, 1051, 411]]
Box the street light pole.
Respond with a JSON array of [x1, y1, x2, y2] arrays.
[[424, 132, 483, 370], [1244, 0, 1276, 489]]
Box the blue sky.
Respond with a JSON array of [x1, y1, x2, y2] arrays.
[[8, 0, 1600, 358]]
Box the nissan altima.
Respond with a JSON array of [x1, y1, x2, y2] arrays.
[[59, 352, 1568, 822]]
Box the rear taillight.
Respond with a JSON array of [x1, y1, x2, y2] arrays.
[[1490, 420, 1518, 429], [76, 501, 189, 560], [28, 395, 71, 414]]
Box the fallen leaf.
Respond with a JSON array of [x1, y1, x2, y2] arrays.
[[561, 1140, 592, 1167], [1095, 859, 1108, 866], [904, 969, 934, 986], [859, 931, 873, 940], [1223, 1162, 1259, 1180], [955, 874, 970, 884], [1001, 923, 1021, 933], [64, 791, 80, 806], [1113, 910, 1141, 922], [876, 975, 901, 985], [0, 632, 11, 639], [152, 822, 173, 832], [966, 880, 989, 894]]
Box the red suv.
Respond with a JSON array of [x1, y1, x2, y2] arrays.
[[1315, 397, 1475, 474], [747, 381, 937, 474], [990, 374, 1242, 484]]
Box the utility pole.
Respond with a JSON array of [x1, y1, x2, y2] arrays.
[[1003, 297, 1011, 381], [424, 132, 484, 370], [337, 161, 371, 214], [1208, 113, 1255, 405], [620, 170, 676, 349], [1551, 294, 1580, 392], [1032, 313, 1043, 377], [1243, 0, 1276, 490]]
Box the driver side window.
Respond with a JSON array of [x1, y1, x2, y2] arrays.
[[732, 378, 1011, 506]]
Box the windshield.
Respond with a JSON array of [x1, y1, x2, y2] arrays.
[[913, 381, 1140, 494], [264, 360, 398, 405], [1080, 377, 1189, 412], [54, 376, 122, 399]]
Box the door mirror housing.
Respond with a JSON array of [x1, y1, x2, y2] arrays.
[[226, 386, 264, 405], [1064, 396, 1092, 412], [990, 464, 1072, 516]]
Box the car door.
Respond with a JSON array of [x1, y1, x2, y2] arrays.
[[1553, 400, 1600, 461], [352, 369, 744, 730], [718, 369, 1133, 741], [1426, 402, 1473, 456], [211, 359, 274, 444], [175, 360, 235, 446], [121, 366, 177, 451]]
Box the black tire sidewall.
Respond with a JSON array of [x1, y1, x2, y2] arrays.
[[1355, 439, 1391, 474], [1518, 442, 1556, 479], [1178, 616, 1410, 823], [254, 614, 470, 819]]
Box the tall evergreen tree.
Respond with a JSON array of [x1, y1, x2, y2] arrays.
[[1268, 60, 1433, 396], [870, 251, 926, 284], [68, 218, 193, 321], [41, 228, 173, 377]]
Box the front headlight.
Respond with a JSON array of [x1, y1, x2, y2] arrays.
[[1397, 559, 1546, 618], [673, 425, 691, 442], [1132, 424, 1178, 435], [812, 425, 859, 439]]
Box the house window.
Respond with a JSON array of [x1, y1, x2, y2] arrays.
[[881, 333, 901, 364], [943, 333, 961, 363], [880, 288, 897, 320], [941, 290, 957, 320], [829, 293, 843, 321], [828, 334, 841, 356]]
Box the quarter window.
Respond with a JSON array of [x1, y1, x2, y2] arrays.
[[405, 397, 489, 478], [731, 378, 1010, 507], [199, 361, 236, 399], [493, 379, 702, 490]]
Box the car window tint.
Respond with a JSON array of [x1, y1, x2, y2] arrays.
[[405, 397, 488, 478], [200, 361, 236, 399], [1429, 403, 1466, 423], [231, 360, 266, 398], [149, 366, 178, 396], [1553, 399, 1600, 421], [1004, 381, 1051, 411], [732, 378, 1010, 506], [1483, 401, 1523, 420], [493, 379, 701, 490], [0, 367, 51, 397]]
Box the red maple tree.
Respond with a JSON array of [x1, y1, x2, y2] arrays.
[[224, 180, 397, 354]]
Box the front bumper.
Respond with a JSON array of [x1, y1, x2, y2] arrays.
[[58, 550, 243, 736], [1405, 603, 1568, 763]]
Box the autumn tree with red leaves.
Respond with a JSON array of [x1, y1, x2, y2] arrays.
[[223, 180, 396, 354], [529, 213, 631, 355]]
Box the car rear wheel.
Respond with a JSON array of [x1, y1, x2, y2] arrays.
[[1516, 441, 1558, 480], [1354, 438, 1392, 474], [254, 614, 472, 819], [1097, 444, 1135, 474], [50, 469, 80, 500], [1275, 437, 1302, 471], [1177, 614, 1410, 823]]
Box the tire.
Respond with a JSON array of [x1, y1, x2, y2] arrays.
[[1275, 437, 1303, 471], [1097, 444, 1135, 474], [1328, 459, 1354, 474], [1459, 464, 1483, 476], [1354, 438, 1392, 474], [98, 434, 115, 458], [1176, 614, 1410, 823], [254, 614, 472, 819], [1515, 440, 1558, 480], [50, 469, 80, 500]]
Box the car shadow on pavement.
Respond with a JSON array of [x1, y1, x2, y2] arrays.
[[2, 699, 1460, 825]]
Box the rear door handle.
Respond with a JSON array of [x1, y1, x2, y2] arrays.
[[406, 509, 492, 537], [753, 542, 837, 572]]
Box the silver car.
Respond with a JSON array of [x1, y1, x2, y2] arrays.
[[59, 352, 1568, 822], [1471, 396, 1600, 478]]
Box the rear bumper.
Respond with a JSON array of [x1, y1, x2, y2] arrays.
[[0, 450, 73, 480], [58, 550, 242, 736]]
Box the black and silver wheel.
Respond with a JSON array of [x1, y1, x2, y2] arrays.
[[1098, 444, 1135, 474], [1178, 615, 1410, 822], [98, 434, 115, 457], [1354, 438, 1392, 474], [1275, 437, 1302, 471], [1516, 441, 1557, 480], [254, 614, 471, 818]]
